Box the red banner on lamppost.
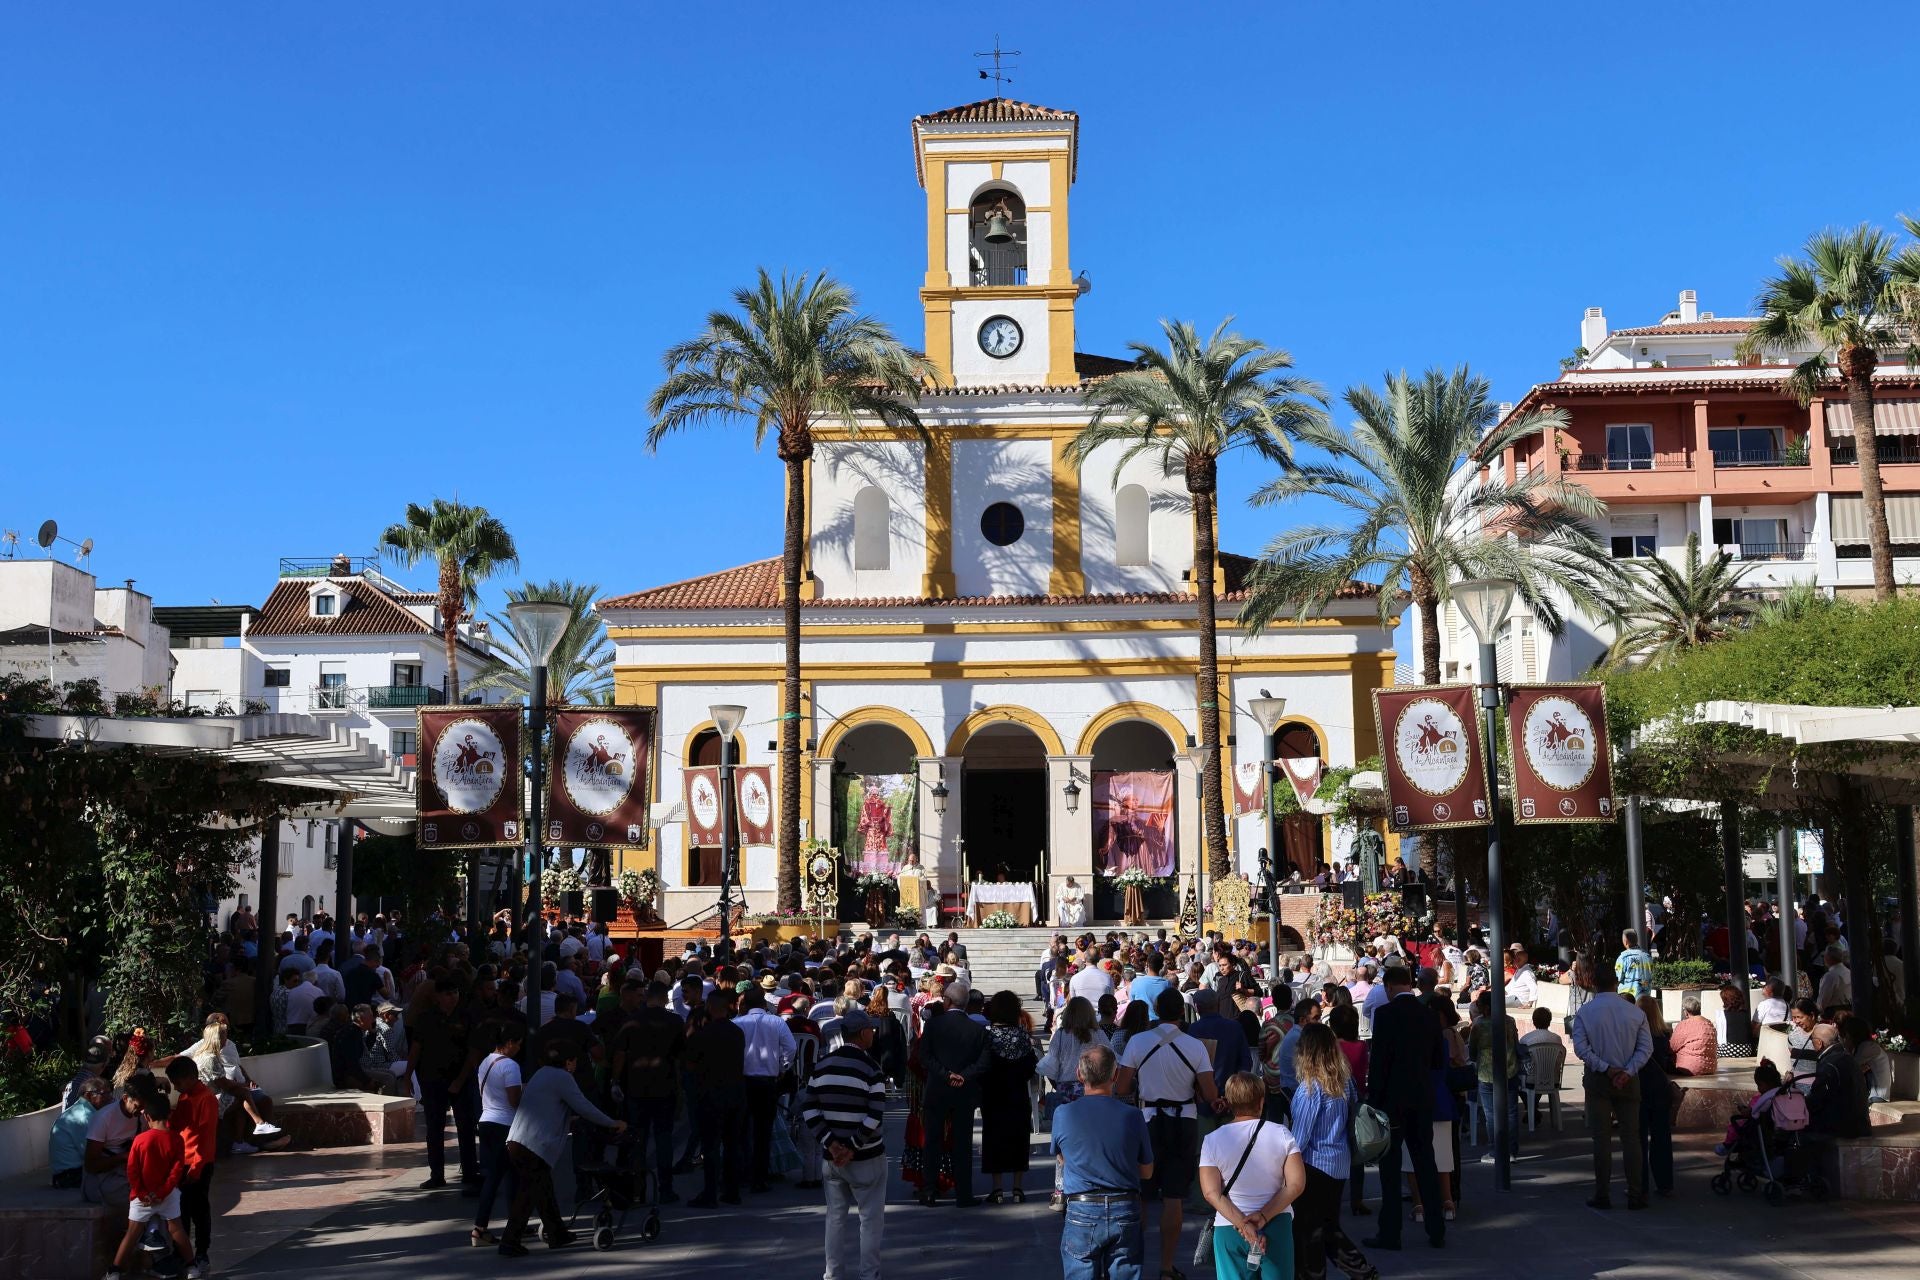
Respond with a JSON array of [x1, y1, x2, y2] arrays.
[[546, 708, 655, 848], [1278, 755, 1324, 807], [735, 764, 775, 846], [1231, 758, 1266, 817], [416, 706, 523, 849], [683, 766, 724, 847], [1506, 683, 1616, 824], [1373, 685, 1492, 833]]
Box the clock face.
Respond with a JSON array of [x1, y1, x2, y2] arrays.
[[978, 315, 1022, 359]]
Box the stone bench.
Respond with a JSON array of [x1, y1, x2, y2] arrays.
[[0, 1176, 122, 1280], [1832, 1103, 1920, 1202], [272, 1090, 415, 1148], [1669, 1058, 1766, 1132]]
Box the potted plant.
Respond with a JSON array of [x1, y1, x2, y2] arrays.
[[615, 868, 660, 925], [981, 910, 1021, 929], [1109, 868, 1159, 926]]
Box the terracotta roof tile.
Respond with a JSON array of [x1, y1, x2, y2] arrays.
[[916, 352, 1139, 398], [601, 552, 1390, 612], [1608, 319, 1757, 337], [251, 576, 491, 658], [913, 98, 1078, 125]]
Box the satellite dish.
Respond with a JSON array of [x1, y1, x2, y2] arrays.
[[37, 519, 58, 549], [78, 538, 94, 565]]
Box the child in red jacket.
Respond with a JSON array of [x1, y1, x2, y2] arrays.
[[107, 1089, 200, 1279]]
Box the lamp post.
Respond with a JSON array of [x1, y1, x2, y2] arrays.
[[1249, 695, 1288, 969], [1451, 575, 1517, 1193], [1186, 743, 1217, 938], [508, 599, 571, 1040], [710, 704, 747, 955]]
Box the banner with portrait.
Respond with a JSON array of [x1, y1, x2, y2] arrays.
[[416, 706, 522, 850], [1279, 755, 1325, 807], [1372, 685, 1491, 833], [835, 773, 915, 876], [683, 766, 724, 848], [1094, 770, 1176, 877], [546, 708, 653, 848], [735, 764, 775, 847], [1506, 683, 1616, 824], [1230, 758, 1266, 817]]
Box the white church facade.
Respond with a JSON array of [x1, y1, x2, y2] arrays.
[[602, 98, 1399, 926]]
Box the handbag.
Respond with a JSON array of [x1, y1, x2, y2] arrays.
[[1353, 1101, 1390, 1164], [1194, 1118, 1265, 1266]]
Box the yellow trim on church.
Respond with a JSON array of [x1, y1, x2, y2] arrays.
[[946, 704, 1066, 757]]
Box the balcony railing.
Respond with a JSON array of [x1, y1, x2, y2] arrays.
[[968, 245, 1028, 287], [367, 683, 439, 709], [1833, 440, 1920, 465], [1713, 447, 1808, 468], [1573, 452, 1692, 472], [1726, 542, 1810, 562]]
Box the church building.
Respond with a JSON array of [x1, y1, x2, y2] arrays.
[[601, 98, 1399, 927]]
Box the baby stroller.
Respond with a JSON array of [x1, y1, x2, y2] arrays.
[[1708, 1084, 1828, 1205], [566, 1120, 663, 1251]]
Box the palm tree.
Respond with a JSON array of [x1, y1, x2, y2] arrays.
[[379, 499, 518, 704], [1067, 319, 1325, 878], [1738, 225, 1909, 600], [646, 269, 933, 912], [469, 580, 614, 705], [1603, 534, 1754, 666], [1240, 367, 1615, 685]]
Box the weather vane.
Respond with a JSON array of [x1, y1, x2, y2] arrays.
[[974, 36, 1020, 96]]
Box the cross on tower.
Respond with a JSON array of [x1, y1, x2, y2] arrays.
[[974, 36, 1020, 96]]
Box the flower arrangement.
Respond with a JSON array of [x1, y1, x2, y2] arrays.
[[982, 910, 1022, 929], [1108, 868, 1163, 891], [891, 907, 924, 931], [1309, 891, 1414, 952], [855, 873, 896, 895], [1879, 1029, 1911, 1055], [747, 907, 812, 925], [544, 864, 585, 898], [616, 868, 658, 908]]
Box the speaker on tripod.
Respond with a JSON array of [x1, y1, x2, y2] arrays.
[[590, 888, 619, 923]]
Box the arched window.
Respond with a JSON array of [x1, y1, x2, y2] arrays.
[[1115, 484, 1150, 566], [968, 187, 1027, 286], [853, 486, 890, 570], [300, 895, 315, 922]]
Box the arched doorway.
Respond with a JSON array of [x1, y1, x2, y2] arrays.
[[831, 722, 920, 922], [685, 726, 745, 887], [1089, 718, 1180, 920], [960, 722, 1049, 906], [1271, 721, 1325, 880]]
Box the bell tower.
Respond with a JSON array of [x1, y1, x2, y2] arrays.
[[911, 99, 1080, 388]]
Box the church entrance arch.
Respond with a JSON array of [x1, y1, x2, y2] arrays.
[[1088, 717, 1180, 921], [831, 722, 920, 922], [960, 721, 1049, 918]]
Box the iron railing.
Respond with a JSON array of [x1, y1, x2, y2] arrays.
[[1726, 542, 1810, 562], [1573, 451, 1692, 472], [367, 684, 439, 709], [1712, 447, 1806, 468], [968, 244, 1028, 287], [1833, 440, 1920, 465]]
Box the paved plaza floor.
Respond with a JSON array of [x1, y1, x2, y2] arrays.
[[206, 1099, 1920, 1280]]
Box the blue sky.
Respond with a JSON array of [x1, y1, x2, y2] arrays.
[[4, 3, 1915, 622]]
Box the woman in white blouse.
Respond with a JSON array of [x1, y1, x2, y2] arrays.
[[1199, 1071, 1307, 1278]]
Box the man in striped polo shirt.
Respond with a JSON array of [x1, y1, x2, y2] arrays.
[[801, 1007, 888, 1280]]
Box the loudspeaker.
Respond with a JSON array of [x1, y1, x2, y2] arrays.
[[1400, 884, 1429, 916], [591, 887, 619, 924], [562, 890, 584, 917], [1340, 881, 1365, 910]]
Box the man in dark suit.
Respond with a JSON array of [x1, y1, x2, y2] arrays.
[[1363, 963, 1445, 1250], [917, 979, 992, 1206]]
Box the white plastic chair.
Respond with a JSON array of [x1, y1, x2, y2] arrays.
[[1519, 1041, 1567, 1132]]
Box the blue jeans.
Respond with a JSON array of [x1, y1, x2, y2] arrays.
[[1212, 1214, 1294, 1280], [1477, 1082, 1519, 1157], [1061, 1199, 1144, 1280]]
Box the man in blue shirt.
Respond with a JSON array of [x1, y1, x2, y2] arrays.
[[1051, 1045, 1154, 1280], [1127, 951, 1173, 1024]]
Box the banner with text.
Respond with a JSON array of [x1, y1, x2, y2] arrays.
[[683, 766, 724, 848], [1373, 685, 1492, 833], [416, 706, 522, 849], [1506, 683, 1616, 824], [735, 764, 775, 847], [1231, 758, 1266, 817], [1279, 755, 1325, 807], [546, 708, 654, 848]]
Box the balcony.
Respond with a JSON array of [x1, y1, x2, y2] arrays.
[[1572, 452, 1692, 472], [1833, 440, 1920, 466], [968, 245, 1028, 287], [1712, 447, 1808, 469], [1725, 541, 1810, 562], [367, 684, 439, 709]]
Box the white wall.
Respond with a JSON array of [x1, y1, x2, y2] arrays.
[[247, 632, 490, 758], [810, 439, 928, 600], [952, 437, 1053, 595], [1078, 440, 1192, 594], [951, 298, 1051, 387], [216, 820, 343, 937]]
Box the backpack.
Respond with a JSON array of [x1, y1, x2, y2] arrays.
[[1770, 1089, 1810, 1132]]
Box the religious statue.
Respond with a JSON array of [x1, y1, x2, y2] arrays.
[[1056, 875, 1088, 929], [856, 778, 894, 874]]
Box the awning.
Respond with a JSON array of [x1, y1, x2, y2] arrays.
[[1823, 398, 1920, 437], [1831, 493, 1920, 543], [1625, 700, 1920, 806]]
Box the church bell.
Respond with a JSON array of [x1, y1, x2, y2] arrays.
[[983, 212, 1014, 244]]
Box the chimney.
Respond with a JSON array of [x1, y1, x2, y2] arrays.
[[1580, 306, 1607, 353], [329, 553, 352, 576], [1678, 289, 1698, 324]]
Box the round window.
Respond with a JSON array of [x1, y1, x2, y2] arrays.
[[981, 502, 1025, 547]]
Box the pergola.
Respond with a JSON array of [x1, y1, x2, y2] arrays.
[[1624, 700, 1920, 1026]]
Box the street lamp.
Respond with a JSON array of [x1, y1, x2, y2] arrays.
[[1186, 742, 1219, 939], [1450, 575, 1516, 1191], [1248, 695, 1287, 969], [1062, 776, 1081, 815], [710, 703, 747, 954], [508, 598, 570, 1040]]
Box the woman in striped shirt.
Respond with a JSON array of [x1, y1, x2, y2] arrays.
[[1286, 1024, 1378, 1280]]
